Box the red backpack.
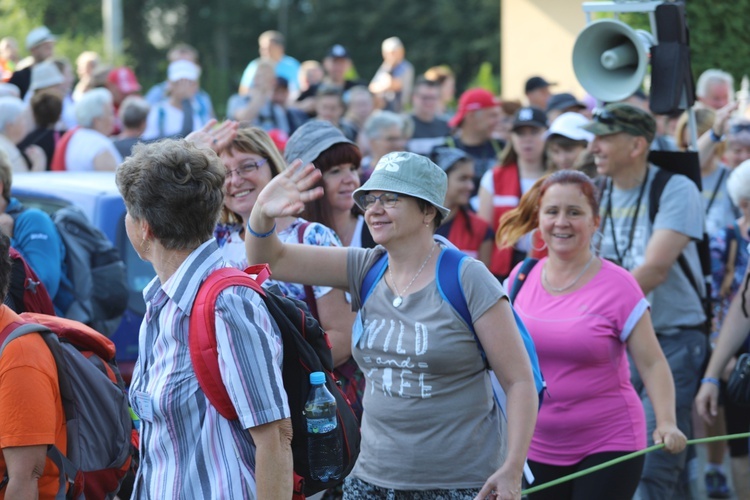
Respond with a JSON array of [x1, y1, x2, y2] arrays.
[[7, 247, 56, 315], [189, 264, 361, 499], [0, 313, 136, 499]]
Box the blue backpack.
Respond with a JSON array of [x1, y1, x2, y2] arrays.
[[360, 247, 546, 408]]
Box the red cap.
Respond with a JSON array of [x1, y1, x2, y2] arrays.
[[448, 88, 500, 128], [267, 129, 289, 153], [107, 67, 141, 95]]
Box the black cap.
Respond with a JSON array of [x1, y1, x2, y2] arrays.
[[546, 93, 587, 113], [525, 76, 556, 93], [327, 44, 350, 59], [512, 107, 548, 131]]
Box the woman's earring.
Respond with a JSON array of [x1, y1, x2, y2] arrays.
[[531, 228, 547, 252]]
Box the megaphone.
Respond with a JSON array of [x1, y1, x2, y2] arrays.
[[573, 19, 655, 102]]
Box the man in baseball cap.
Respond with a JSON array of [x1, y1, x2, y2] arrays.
[[589, 101, 706, 500], [524, 75, 556, 111], [445, 88, 503, 207], [9, 26, 57, 99]]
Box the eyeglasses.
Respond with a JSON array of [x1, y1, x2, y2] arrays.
[[225, 158, 268, 181], [357, 192, 401, 210]]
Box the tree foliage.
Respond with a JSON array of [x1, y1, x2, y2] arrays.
[[2, 0, 499, 116], [5, 0, 747, 115]]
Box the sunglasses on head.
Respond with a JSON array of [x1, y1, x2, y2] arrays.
[[730, 123, 750, 135], [592, 108, 641, 127]]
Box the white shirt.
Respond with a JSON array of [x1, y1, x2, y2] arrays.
[[65, 128, 123, 171]]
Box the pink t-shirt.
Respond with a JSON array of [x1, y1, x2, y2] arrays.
[[509, 258, 649, 466]]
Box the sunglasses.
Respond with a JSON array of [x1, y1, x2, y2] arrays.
[[730, 124, 750, 135], [592, 108, 641, 127]]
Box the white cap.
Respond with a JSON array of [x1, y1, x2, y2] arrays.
[[167, 60, 201, 82], [26, 26, 57, 50], [29, 61, 64, 91], [546, 112, 594, 142]]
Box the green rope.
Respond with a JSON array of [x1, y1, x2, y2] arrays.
[[521, 432, 750, 496]]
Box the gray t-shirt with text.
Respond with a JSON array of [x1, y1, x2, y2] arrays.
[[347, 245, 506, 490]]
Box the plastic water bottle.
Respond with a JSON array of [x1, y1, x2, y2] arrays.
[[305, 372, 343, 482]]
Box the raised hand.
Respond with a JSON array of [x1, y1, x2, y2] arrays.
[[186, 119, 239, 153], [254, 160, 324, 220]]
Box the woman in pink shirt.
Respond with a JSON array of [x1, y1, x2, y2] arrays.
[[497, 170, 686, 499]]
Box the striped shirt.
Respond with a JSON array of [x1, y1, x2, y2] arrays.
[[130, 239, 289, 499]]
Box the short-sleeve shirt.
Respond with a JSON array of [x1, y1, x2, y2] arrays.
[[0, 306, 67, 500], [65, 128, 123, 171], [240, 56, 301, 93], [346, 245, 506, 490], [130, 239, 289, 499], [599, 165, 705, 335], [509, 258, 648, 465], [216, 218, 339, 302]]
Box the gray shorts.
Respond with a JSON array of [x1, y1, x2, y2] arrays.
[[343, 476, 481, 500]]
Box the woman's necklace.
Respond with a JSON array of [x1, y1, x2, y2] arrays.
[[388, 243, 437, 308], [542, 254, 596, 293]]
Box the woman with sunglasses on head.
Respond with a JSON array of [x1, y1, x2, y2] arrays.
[[215, 126, 355, 364], [246, 151, 538, 500], [497, 170, 685, 500]]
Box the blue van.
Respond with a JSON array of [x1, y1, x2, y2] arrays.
[[11, 171, 155, 382]]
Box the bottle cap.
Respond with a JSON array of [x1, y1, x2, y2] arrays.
[[309, 372, 326, 385]]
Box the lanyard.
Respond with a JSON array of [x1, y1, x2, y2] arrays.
[[602, 174, 648, 266]]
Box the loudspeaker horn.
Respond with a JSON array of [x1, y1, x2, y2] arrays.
[[573, 19, 655, 103]]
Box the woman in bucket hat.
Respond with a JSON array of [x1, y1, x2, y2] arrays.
[[246, 151, 537, 500]]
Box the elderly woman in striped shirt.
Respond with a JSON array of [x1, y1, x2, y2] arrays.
[[117, 126, 293, 499]]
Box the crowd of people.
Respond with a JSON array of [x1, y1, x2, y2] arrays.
[[2, 21, 750, 500]]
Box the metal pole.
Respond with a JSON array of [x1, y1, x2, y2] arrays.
[[102, 0, 123, 63]]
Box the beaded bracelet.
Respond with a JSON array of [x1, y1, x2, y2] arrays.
[[246, 221, 276, 239], [701, 377, 720, 387]]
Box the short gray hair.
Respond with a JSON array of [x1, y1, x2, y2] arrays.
[[696, 69, 734, 101], [363, 111, 404, 140], [727, 160, 750, 206], [0, 96, 26, 132], [118, 95, 150, 129], [75, 87, 113, 128]]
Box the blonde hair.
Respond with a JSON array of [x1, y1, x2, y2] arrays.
[[218, 127, 286, 225]]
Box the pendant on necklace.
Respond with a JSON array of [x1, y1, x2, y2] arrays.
[[392, 296, 403, 308]]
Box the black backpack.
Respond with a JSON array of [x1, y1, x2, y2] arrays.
[[8, 204, 129, 335], [189, 264, 361, 498], [648, 168, 713, 334]]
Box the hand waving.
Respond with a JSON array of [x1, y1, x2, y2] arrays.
[[254, 160, 324, 220], [186, 119, 239, 153]]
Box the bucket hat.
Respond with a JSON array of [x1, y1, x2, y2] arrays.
[[284, 119, 355, 166], [353, 151, 450, 218]]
